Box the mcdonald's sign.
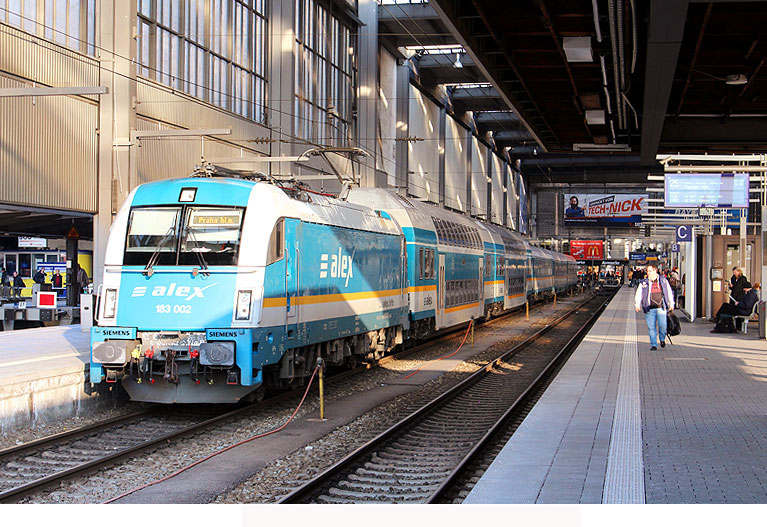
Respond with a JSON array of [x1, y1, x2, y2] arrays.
[[570, 240, 604, 260]]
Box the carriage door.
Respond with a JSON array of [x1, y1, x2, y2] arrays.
[[285, 221, 300, 333], [477, 257, 484, 318], [437, 254, 446, 329]]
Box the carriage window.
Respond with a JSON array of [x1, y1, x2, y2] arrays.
[[419, 247, 425, 280], [266, 219, 284, 265]]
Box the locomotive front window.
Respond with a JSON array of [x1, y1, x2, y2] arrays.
[[125, 207, 181, 266], [178, 207, 244, 266]]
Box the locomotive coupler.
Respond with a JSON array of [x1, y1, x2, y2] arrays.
[[163, 349, 180, 384]]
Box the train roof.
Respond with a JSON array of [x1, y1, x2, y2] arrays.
[[129, 177, 403, 237]]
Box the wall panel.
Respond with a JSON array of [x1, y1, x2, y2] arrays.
[[470, 135, 487, 217], [507, 167, 518, 230], [0, 23, 98, 93], [0, 74, 97, 212], [407, 85, 439, 202], [490, 153, 503, 225], [444, 115, 468, 212]]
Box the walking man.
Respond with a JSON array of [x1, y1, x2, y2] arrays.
[[634, 264, 675, 350]]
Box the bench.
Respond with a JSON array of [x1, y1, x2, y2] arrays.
[[734, 301, 759, 334]]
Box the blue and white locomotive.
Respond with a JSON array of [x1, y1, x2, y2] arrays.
[[90, 171, 577, 403]]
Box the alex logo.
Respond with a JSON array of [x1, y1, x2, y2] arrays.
[[319, 248, 355, 287], [131, 282, 217, 301]]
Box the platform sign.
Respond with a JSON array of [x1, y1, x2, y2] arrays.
[[664, 173, 749, 208], [671, 243, 680, 253], [676, 225, 693, 242], [18, 236, 46, 248]]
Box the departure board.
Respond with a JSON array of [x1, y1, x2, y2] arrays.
[[664, 173, 749, 208]]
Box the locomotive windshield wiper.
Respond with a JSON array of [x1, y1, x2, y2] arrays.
[[183, 229, 210, 273], [143, 226, 177, 276]]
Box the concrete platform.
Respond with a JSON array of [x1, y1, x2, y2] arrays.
[[464, 286, 767, 504], [0, 325, 104, 432]]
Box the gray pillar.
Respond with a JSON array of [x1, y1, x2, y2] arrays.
[[357, 0, 378, 187], [762, 206, 767, 317], [269, 0, 296, 176], [486, 146, 492, 222], [93, 0, 137, 289], [66, 238, 78, 307], [466, 131, 472, 216], [438, 105, 446, 205], [502, 165, 508, 227], [395, 64, 410, 190], [740, 209, 747, 271], [705, 234, 713, 320]]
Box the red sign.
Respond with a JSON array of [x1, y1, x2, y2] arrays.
[[37, 291, 56, 308], [570, 240, 604, 260]]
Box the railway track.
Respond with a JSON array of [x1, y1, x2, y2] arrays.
[[278, 292, 613, 504], [0, 290, 588, 504]]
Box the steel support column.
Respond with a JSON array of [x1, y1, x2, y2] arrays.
[[93, 0, 137, 289], [357, 0, 378, 187]]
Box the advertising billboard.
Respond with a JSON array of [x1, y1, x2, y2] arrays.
[[564, 193, 647, 224], [570, 240, 604, 260]]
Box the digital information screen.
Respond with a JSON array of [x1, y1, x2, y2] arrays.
[[664, 173, 749, 208]]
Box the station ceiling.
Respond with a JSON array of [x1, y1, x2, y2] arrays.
[[382, 0, 767, 185], [0, 207, 93, 240]]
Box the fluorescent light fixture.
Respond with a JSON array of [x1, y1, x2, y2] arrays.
[[585, 109, 606, 125], [572, 143, 630, 152], [725, 74, 747, 85], [563, 37, 593, 62]]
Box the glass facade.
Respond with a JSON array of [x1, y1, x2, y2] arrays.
[[294, 0, 355, 145], [137, 0, 269, 122], [1, 0, 97, 56]]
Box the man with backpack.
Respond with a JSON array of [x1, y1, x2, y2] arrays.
[[635, 264, 675, 351]]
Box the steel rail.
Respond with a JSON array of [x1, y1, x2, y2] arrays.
[[278, 292, 611, 504], [426, 293, 612, 502], [0, 289, 586, 503]]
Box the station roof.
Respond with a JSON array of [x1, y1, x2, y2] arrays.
[[381, 0, 767, 184]]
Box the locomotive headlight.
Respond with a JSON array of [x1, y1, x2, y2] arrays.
[[235, 290, 252, 320], [103, 288, 118, 319]]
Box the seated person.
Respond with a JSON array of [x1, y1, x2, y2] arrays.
[[729, 267, 750, 303], [713, 283, 761, 330]]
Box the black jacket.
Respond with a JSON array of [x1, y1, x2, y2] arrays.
[[737, 288, 760, 315], [731, 275, 750, 302], [12, 275, 24, 288]]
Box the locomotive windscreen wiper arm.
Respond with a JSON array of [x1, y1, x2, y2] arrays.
[[143, 227, 177, 276], [183, 229, 210, 273]]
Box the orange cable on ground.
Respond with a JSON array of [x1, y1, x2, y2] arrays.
[[402, 320, 473, 380], [102, 365, 320, 504]]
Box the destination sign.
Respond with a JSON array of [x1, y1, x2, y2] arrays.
[[190, 213, 242, 227], [664, 173, 749, 209]]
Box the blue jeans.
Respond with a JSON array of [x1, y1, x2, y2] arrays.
[[644, 307, 667, 347]]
